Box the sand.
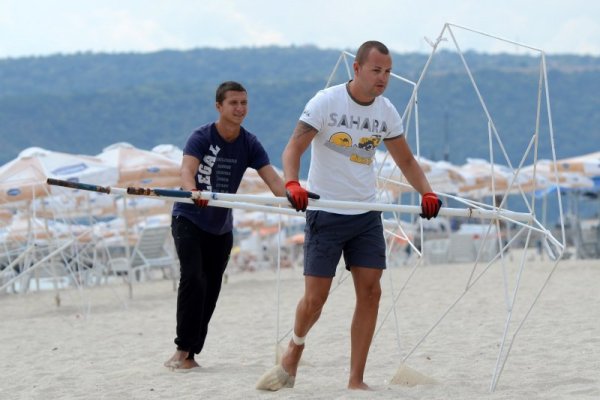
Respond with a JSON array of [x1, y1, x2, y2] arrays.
[[1, 255, 599, 399]]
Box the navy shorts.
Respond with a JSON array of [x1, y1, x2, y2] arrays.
[[303, 210, 386, 277]]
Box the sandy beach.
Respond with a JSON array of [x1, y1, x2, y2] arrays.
[[1, 255, 598, 399]]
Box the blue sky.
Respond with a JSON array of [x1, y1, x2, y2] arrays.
[[1, 0, 599, 58]]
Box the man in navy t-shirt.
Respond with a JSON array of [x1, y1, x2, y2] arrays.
[[164, 81, 286, 371]]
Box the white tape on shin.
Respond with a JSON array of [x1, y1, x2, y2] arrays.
[[292, 332, 306, 346]]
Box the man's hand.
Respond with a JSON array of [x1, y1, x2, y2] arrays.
[[420, 192, 442, 219], [191, 189, 209, 208], [285, 180, 319, 212]]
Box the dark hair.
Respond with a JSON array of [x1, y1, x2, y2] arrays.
[[355, 41, 389, 65], [216, 81, 247, 104]]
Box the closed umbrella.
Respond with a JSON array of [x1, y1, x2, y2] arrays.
[[97, 142, 181, 188]]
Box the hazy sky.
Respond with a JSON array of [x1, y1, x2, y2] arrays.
[[1, 0, 599, 58]]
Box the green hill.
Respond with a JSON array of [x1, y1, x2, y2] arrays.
[[1, 46, 599, 178]]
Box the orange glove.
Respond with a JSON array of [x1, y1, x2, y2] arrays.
[[190, 189, 209, 208], [420, 192, 442, 219], [285, 181, 320, 212]]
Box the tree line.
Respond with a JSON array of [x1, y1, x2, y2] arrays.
[[1, 46, 599, 176]]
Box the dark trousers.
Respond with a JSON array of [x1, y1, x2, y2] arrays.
[[171, 215, 233, 355]]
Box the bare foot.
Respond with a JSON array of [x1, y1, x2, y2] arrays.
[[256, 340, 303, 391], [280, 340, 304, 377], [163, 349, 189, 369], [348, 381, 372, 390], [175, 359, 200, 370]]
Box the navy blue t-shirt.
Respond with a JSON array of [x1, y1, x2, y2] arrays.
[[172, 122, 270, 234]]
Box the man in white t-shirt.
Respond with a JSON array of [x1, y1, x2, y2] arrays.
[[256, 41, 441, 391]]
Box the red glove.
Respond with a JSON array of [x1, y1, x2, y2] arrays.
[[285, 181, 320, 212], [420, 192, 442, 219], [190, 189, 209, 208]]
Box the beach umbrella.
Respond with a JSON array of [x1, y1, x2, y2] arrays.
[[151, 144, 184, 164], [454, 158, 540, 198], [0, 156, 49, 204], [374, 151, 469, 195], [426, 160, 472, 194], [552, 151, 600, 193], [0, 147, 119, 204], [0, 148, 120, 289], [553, 151, 600, 177], [524, 160, 595, 193], [97, 142, 181, 188], [0, 147, 119, 240], [458, 158, 509, 191], [19, 147, 119, 186]]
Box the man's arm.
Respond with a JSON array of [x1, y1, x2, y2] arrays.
[[180, 155, 200, 191], [257, 165, 286, 197], [180, 154, 210, 207], [384, 135, 433, 195], [282, 121, 318, 182]]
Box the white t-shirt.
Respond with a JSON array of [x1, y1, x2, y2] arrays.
[[300, 82, 404, 214]]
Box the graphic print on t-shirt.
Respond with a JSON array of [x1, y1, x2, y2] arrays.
[[196, 144, 220, 192], [213, 155, 238, 192], [322, 111, 389, 165], [196, 143, 240, 193], [324, 132, 382, 165]]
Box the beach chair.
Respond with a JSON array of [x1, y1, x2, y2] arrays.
[[93, 225, 177, 292], [577, 218, 600, 259], [129, 224, 177, 284], [424, 238, 450, 264]]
